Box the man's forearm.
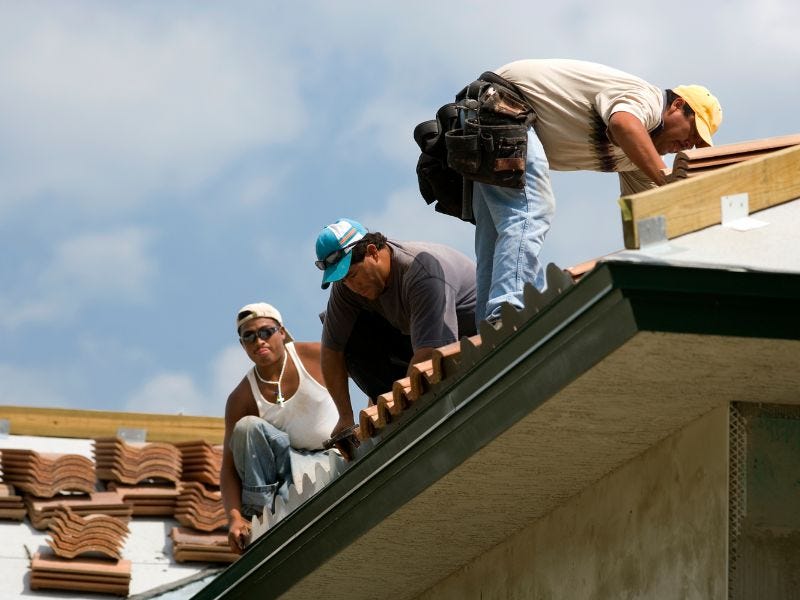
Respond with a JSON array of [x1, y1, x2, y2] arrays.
[[320, 345, 353, 419], [220, 456, 243, 521], [608, 112, 668, 185]]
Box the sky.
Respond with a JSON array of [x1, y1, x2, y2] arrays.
[[1, 0, 798, 419]]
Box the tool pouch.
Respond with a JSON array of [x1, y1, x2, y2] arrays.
[[445, 117, 527, 189], [414, 103, 474, 222]]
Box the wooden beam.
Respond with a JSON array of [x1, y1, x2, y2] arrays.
[[619, 144, 800, 249], [0, 406, 224, 444]]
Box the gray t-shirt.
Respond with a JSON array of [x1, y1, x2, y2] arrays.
[[321, 241, 477, 352]]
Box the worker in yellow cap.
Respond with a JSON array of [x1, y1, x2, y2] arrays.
[[431, 59, 722, 325]]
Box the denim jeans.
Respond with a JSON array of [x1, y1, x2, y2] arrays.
[[472, 126, 555, 324], [230, 415, 292, 519]]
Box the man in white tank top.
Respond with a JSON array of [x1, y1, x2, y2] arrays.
[[220, 302, 339, 553]]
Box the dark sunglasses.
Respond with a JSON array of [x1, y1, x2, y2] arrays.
[[315, 241, 359, 271], [240, 325, 281, 344]]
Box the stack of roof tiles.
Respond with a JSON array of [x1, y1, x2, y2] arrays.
[[107, 481, 182, 516], [670, 133, 800, 181], [176, 440, 223, 486], [93, 437, 182, 485], [171, 526, 238, 564], [0, 482, 26, 520], [0, 449, 95, 497], [355, 265, 576, 444], [358, 335, 481, 439], [30, 552, 131, 596], [175, 481, 226, 532], [46, 505, 130, 560], [26, 491, 132, 530]]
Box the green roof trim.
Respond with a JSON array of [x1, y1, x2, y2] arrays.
[[194, 262, 800, 600]]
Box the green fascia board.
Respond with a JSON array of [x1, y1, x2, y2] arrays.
[[194, 262, 800, 600]]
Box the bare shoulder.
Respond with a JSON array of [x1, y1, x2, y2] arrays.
[[292, 341, 325, 384], [224, 376, 258, 428]]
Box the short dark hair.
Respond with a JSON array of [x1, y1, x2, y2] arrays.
[[350, 232, 388, 264], [666, 89, 694, 118]]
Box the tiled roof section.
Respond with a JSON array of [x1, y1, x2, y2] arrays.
[[0, 482, 26, 520], [171, 527, 238, 564], [669, 133, 800, 181], [107, 481, 181, 516], [176, 440, 223, 485], [354, 263, 575, 446], [0, 449, 95, 496], [25, 491, 133, 530], [46, 506, 130, 560], [29, 552, 131, 596], [175, 482, 226, 532], [93, 437, 183, 484]]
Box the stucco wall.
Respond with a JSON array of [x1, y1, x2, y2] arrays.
[[416, 405, 729, 600]]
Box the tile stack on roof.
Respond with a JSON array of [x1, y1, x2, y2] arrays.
[[670, 133, 800, 181], [107, 481, 182, 516], [0, 449, 95, 497], [0, 482, 26, 520], [176, 440, 223, 486], [175, 482, 226, 532], [26, 491, 133, 530], [93, 437, 182, 485], [171, 526, 238, 564], [29, 552, 131, 596], [46, 505, 130, 560]]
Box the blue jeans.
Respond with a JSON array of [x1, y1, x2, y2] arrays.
[[472, 126, 555, 324], [230, 415, 292, 519]]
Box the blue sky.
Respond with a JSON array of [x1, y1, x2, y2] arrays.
[[1, 1, 798, 417]]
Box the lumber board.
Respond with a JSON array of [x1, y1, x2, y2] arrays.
[[675, 133, 800, 161], [0, 405, 224, 443], [619, 144, 800, 249]]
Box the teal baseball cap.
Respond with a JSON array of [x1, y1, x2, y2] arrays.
[[315, 218, 367, 289]]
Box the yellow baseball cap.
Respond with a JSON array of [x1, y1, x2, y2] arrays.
[[673, 84, 722, 147]]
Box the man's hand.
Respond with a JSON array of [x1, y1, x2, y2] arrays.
[[327, 414, 359, 461], [227, 512, 251, 554], [330, 414, 355, 440]]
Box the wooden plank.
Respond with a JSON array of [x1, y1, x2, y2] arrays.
[[0, 405, 224, 443], [675, 133, 800, 161], [619, 144, 800, 249]]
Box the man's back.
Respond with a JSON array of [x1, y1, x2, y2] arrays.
[[496, 59, 663, 172], [322, 240, 476, 351]]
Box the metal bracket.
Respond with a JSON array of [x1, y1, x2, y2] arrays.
[[637, 215, 668, 249], [117, 427, 147, 443], [721, 193, 769, 231], [721, 193, 749, 225]]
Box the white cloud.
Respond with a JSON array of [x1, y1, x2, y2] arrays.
[[360, 186, 475, 259], [0, 5, 305, 213], [124, 343, 250, 417], [41, 228, 156, 299], [210, 344, 252, 407], [0, 227, 156, 328], [124, 372, 204, 416]]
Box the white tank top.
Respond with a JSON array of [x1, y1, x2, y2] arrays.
[[246, 342, 338, 451]]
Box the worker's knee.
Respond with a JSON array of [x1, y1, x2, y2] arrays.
[[233, 415, 263, 438]]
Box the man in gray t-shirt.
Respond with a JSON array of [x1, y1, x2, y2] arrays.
[[315, 218, 476, 444]]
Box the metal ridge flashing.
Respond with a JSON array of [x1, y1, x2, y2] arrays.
[[194, 263, 800, 600]]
